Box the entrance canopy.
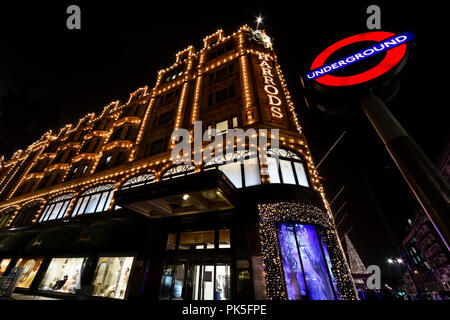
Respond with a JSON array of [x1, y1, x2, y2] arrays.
[[115, 170, 238, 219]]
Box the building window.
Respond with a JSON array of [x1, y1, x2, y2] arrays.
[[38, 174, 51, 189], [157, 88, 180, 106], [207, 42, 233, 61], [161, 164, 196, 180], [158, 112, 171, 125], [267, 148, 309, 187], [81, 164, 89, 177], [72, 184, 115, 216], [39, 257, 84, 294], [204, 150, 261, 188], [179, 230, 215, 250], [91, 257, 134, 299], [11, 201, 42, 227], [39, 193, 75, 222], [0, 208, 15, 229], [232, 116, 238, 128], [208, 85, 236, 107], [150, 139, 164, 156], [219, 229, 231, 248], [121, 173, 156, 190], [165, 69, 183, 83], [67, 166, 78, 180], [276, 223, 338, 300], [165, 228, 231, 251], [215, 119, 228, 134], [0, 258, 11, 276], [14, 258, 44, 289], [215, 88, 228, 104], [104, 155, 112, 166]]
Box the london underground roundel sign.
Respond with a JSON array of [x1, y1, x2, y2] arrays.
[[304, 31, 415, 87]]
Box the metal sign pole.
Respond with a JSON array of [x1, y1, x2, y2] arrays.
[[360, 90, 450, 252]]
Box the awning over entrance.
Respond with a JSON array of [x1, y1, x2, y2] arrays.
[[0, 231, 41, 254], [115, 170, 238, 219], [25, 225, 84, 254], [71, 218, 136, 252]]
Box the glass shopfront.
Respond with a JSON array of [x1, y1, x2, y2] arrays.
[[160, 228, 232, 300], [14, 258, 44, 289], [0, 258, 11, 276], [276, 223, 337, 300], [160, 260, 231, 300], [39, 257, 84, 294], [91, 256, 134, 299]]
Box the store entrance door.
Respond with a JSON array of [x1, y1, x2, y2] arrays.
[[160, 259, 231, 300], [188, 262, 231, 300]]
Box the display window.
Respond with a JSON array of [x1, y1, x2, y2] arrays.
[[0, 258, 12, 276], [91, 256, 134, 299], [14, 258, 44, 288], [276, 223, 337, 300], [39, 257, 84, 294]]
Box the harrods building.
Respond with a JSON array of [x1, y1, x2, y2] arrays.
[[0, 26, 357, 300]]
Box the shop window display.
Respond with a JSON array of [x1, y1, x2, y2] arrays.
[[91, 257, 134, 299], [276, 223, 336, 300], [39, 257, 84, 294], [0, 258, 11, 276], [14, 258, 44, 288]]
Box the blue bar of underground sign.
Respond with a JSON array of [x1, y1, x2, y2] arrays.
[[304, 31, 415, 82]]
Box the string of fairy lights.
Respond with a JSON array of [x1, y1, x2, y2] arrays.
[[0, 25, 356, 299]]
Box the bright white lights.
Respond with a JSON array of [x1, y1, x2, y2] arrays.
[[256, 16, 263, 30]]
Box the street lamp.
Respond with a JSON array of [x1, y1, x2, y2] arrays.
[[387, 257, 404, 264]]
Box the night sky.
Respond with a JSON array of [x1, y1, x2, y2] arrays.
[[0, 1, 447, 287]]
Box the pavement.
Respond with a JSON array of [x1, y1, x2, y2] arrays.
[[1, 293, 59, 300]]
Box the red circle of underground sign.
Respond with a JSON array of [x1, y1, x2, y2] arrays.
[[311, 31, 407, 87]]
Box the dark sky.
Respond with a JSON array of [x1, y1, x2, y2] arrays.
[[0, 1, 447, 287]]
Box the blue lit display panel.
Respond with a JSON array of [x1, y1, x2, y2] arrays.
[[277, 223, 337, 300], [276, 223, 307, 299]]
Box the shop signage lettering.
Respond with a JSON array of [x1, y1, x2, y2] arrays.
[[258, 54, 284, 119]]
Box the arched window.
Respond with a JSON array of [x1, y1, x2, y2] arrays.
[[266, 148, 309, 187], [11, 201, 42, 227], [121, 173, 156, 190], [161, 164, 196, 180], [204, 150, 261, 188], [72, 184, 115, 217], [0, 208, 16, 229], [39, 193, 75, 222]]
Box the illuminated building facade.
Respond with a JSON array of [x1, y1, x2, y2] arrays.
[[402, 137, 450, 295], [0, 26, 356, 300]]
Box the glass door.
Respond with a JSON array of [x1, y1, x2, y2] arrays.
[[160, 260, 231, 300]]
